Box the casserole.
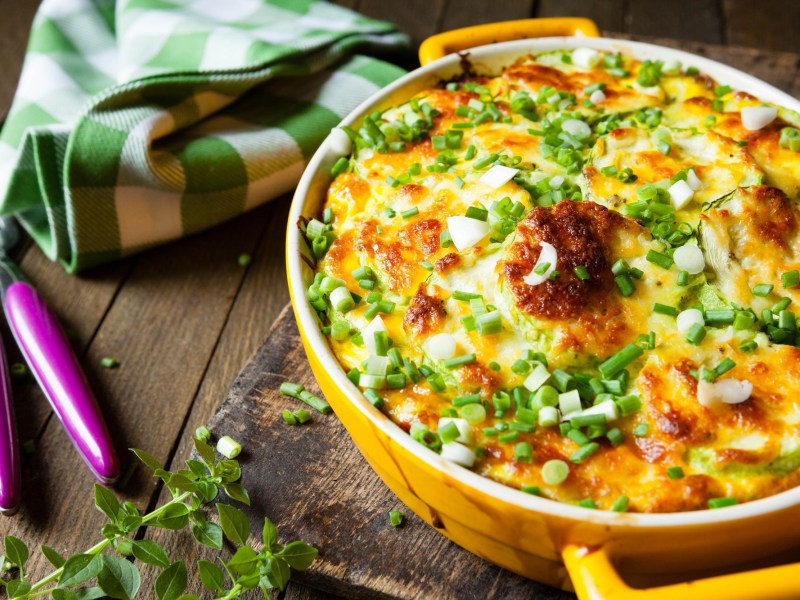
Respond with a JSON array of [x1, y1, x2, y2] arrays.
[[287, 18, 800, 599]]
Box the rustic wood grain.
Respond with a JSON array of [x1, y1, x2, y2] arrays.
[[439, 0, 536, 31], [0, 0, 42, 119], [202, 306, 573, 600], [536, 0, 625, 33], [722, 0, 800, 54], [355, 0, 448, 48], [625, 0, 723, 44]]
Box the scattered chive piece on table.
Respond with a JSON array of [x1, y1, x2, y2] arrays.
[[282, 409, 298, 425], [216, 435, 242, 459], [293, 409, 312, 424], [238, 253, 252, 267], [389, 510, 404, 527], [100, 357, 119, 369], [195, 425, 211, 442]]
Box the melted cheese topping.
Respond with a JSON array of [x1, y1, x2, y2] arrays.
[[311, 50, 800, 513]]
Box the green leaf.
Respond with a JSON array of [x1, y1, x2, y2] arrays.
[[155, 561, 187, 600], [263, 556, 290, 591], [3, 536, 28, 570], [129, 448, 161, 472], [131, 540, 170, 568], [191, 520, 223, 549], [216, 460, 241, 483], [6, 580, 31, 598], [227, 546, 259, 575], [41, 545, 66, 568], [262, 517, 278, 549], [97, 555, 141, 600], [197, 560, 225, 592], [153, 503, 190, 530], [185, 460, 207, 479], [177, 596, 199, 600], [279, 541, 318, 570], [223, 483, 250, 506], [165, 473, 198, 493], [194, 481, 218, 504], [53, 587, 106, 600], [94, 484, 121, 523], [120, 514, 144, 533], [59, 553, 104, 588], [193, 437, 215, 466], [217, 504, 251, 546]]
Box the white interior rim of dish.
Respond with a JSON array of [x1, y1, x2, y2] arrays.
[[288, 35, 800, 530]]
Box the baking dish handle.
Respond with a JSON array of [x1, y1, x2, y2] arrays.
[[562, 543, 800, 600], [418, 18, 600, 66]]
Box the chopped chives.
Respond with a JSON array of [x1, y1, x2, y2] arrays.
[[514, 442, 533, 463], [358, 279, 375, 290], [439, 421, 460, 444], [483, 427, 498, 437], [606, 428, 624, 446], [498, 430, 519, 443], [282, 409, 298, 425], [453, 290, 481, 301], [616, 395, 642, 417], [708, 497, 738, 509], [666, 466, 684, 479], [488, 361, 501, 371], [418, 260, 434, 271], [462, 403, 486, 424], [473, 153, 499, 169], [444, 354, 476, 369], [364, 389, 384, 408], [542, 459, 569, 485], [646, 250, 673, 269], [571, 414, 606, 427], [615, 274, 635, 297], [476, 311, 502, 335], [677, 270, 690, 286], [599, 344, 644, 379], [713, 358, 736, 379], [453, 393, 481, 407], [782, 270, 799, 289], [280, 381, 304, 398], [773, 297, 792, 312], [330, 157, 349, 177], [686, 322, 706, 345], [440, 229, 453, 248], [521, 485, 541, 495], [633, 423, 649, 437], [465, 145, 477, 160], [567, 429, 590, 446], [653, 303, 678, 316], [574, 265, 591, 281], [779, 310, 796, 330], [389, 510, 404, 527], [465, 206, 488, 221], [298, 390, 332, 414], [752, 283, 774, 297], [570, 442, 599, 463], [705, 309, 735, 325], [739, 340, 758, 353], [611, 495, 629, 512], [401, 207, 419, 219]]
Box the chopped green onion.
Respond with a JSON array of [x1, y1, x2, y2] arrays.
[[752, 283, 774, 297], [100, 357, 119, 369], [646, 250, 674, 269], [293, 409, 312, 424], [439, 421, 460, 444], [708, 497, 738, 509], [444, 354, 476, 369], [280, 381, 304, 398], [666, 466, 684, 479], [542, 459, 569, 485], [499, 430, 519, 443], [616, 395, 642, 417], [330, 287, 355, 313], [401, 207, 419, 219], [686, 322, 707, 345], [739, 340, 758, 353], [779, 127, 800, 152], [389, 510, 404, 527], [599, 344, 644, 379], [782, 270, 799, 289], [331, 157, 349, 177], [773, 297, 792, 312], [633, 423, 649, 437], [465, 206, 488, 221], [282, 409, 298, 425], [515, 442, 533, 463], [453, 393, 481, 407], [570, 442, 599, 463], [615, 275, 635, 297], [216, 436, 242, 459], [677, 270, 689, 286], [521, 485, 540, 495], [461, 403, 486, 424], [611, 495, 629, 512], [574, 265, 591, 281], [195, 425, 211, 442], [567, 429, 590, 446], [653, 303, 678, 316], [298, 390, 332, 414], [606, 428, 624, 446]]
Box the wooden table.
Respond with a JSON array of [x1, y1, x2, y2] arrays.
[[1, 1, 799, 598]]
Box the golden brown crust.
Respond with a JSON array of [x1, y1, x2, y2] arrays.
[[403, 285, 446, 337]]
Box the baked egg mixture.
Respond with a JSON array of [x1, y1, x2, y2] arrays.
[[302, 47, 800, 513]]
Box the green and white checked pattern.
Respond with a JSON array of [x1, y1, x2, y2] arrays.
[[0, 0, 408, 271]]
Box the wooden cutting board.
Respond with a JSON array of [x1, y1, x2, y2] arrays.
[[206, 305, 571, 600]]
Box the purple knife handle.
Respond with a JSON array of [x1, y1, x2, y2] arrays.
[[5, 281, 119, 484], [0, 336, 20, 514]]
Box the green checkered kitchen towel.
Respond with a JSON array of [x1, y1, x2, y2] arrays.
[[0, 0, 409, 272]]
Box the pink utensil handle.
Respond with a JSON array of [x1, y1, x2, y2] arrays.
[[5, 281, 119, 484], [0, 337, 20, 514]]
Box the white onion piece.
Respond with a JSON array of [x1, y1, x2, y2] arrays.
[[558, 389, 582, 416], [361, 315, 386, 355], [697, 378, 753, 408], [661, 59, 682, 76], [741, 106, 778, 131], [686, 168, 703, 191], [576, 400, 619, 422], [480, 165, 518, 189], [590, 89, 606, 104], [668, 179, 694, 209], [561, 118, 592, 140], [327, 127, 352, 156], [446, 216, 491, 252], [440, 441, 476, 468], [549, 175, 565, 189], [438, 417, 473, 445], [674, 245, 705, 274], [523, 363, 551, 392], [523, 241, 557, 286], [572, 47, 600, 69], [425, 333, 457, 360], [676, 309, 704, 333]]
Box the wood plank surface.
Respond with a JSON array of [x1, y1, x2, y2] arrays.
[[0, 0, 798, 598]]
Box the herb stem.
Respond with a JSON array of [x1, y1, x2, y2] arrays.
[[216, 583, 243, 600]]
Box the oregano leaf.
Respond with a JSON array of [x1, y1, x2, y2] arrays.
[[6, 580, 31, 598], [197, 560, 225, 592], [217, 504, 250, 546], [59, 553, 104, 588], [222, 483, 250, 506], [194, 481, 218, 504], [155, 561, 187, 600], [185, 460, 207, 479], [192, 437, 215, 466], [262, 517, 278, 549], [227, 546, 258, 576], [279, 541, 318, 570], [97, 555, 140, 600], [3, 536, 28, 570], [191, 521, 223, 550], [94, 484, 121, 523], [153, 503, 190, 530], [131, 540, 170, 568], [129, 448, 161, 472], [263, 556, 290, 591], [41, 544, 66, 568]]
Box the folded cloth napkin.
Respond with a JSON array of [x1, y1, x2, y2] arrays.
[[0, 0, 408, 272]]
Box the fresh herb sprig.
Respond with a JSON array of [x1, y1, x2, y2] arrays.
[[0, 435, 317, 599]]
